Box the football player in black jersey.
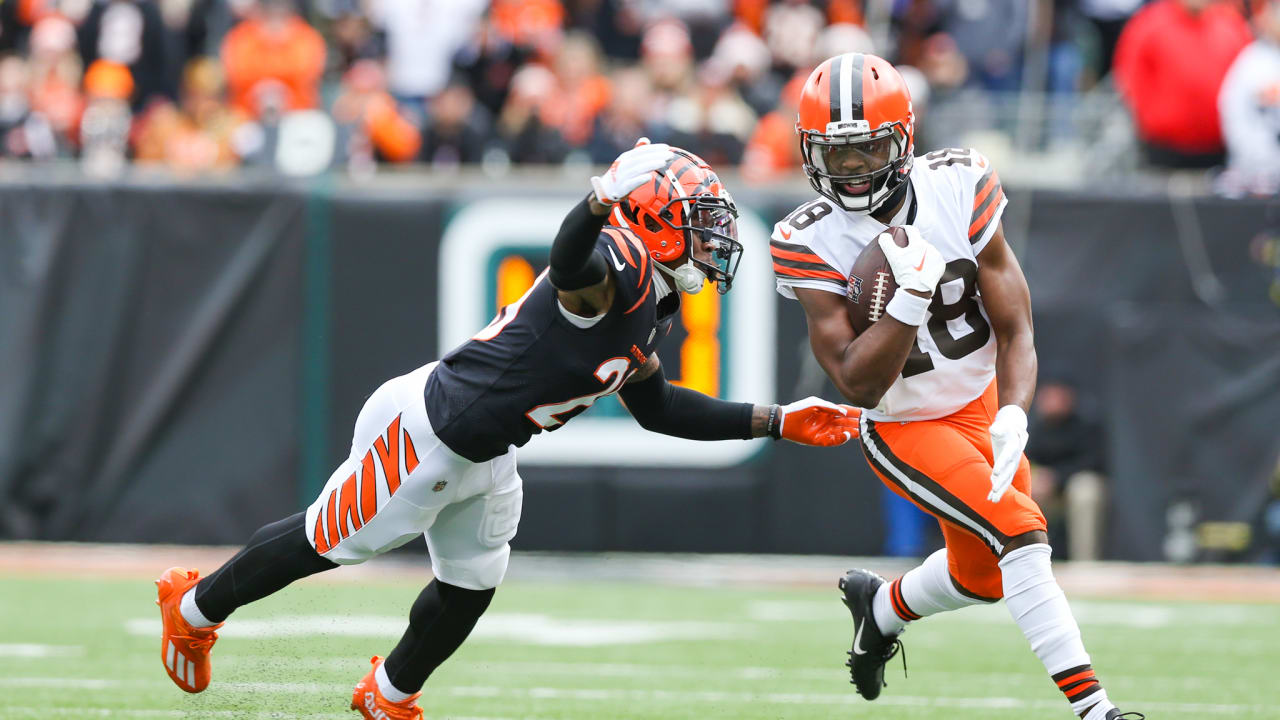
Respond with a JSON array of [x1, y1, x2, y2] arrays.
[[153, 139, 862, 718]]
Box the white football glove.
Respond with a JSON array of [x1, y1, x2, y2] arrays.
[[590, 138, 673, 206], [877, 225, 945, 295], [987, 405, 1029, 502]]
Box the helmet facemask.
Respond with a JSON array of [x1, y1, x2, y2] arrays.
[[655, 192, 742, 295], [800, 121, 912, 214]]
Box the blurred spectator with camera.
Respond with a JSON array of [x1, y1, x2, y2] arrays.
[[1026, 376, 1108, 561], [220, 0, 324, 119], [494, 62, 567, 165], [1114, 0, 1252, 169], [331, 58, 420, 167], [1218, 0, 1280, 194]]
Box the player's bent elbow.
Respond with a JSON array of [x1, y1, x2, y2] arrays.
[[840, 382, 885, 410]]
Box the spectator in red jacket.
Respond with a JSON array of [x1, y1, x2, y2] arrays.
[[1114, 0, 1253, 168]]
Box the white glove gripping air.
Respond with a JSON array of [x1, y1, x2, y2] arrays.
[[590, 138, 673, 205], [987, 405, 1029, 502], [877, 225, 945, 295]]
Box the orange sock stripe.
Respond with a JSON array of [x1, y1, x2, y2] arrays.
[[1056, 670, 1096, 689], [1064, 680, 1101, 702], [890, 579, 921, 621], [1061, 676, 1098, 695]]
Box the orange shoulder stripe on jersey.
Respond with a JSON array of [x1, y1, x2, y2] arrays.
[[624, 277, 652, 314], [968, 185, 1005, 242], [770, 245, 828, 265], [972, 167, 1000, 211], [603, 227, 636, 268], [773, 263, 845, 282]]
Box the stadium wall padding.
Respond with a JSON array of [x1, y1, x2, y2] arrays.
[[0, 178, 1275, 561]]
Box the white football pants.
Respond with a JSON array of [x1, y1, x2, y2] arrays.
[[304, 362, 523, 590]]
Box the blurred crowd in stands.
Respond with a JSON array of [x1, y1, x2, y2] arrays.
[[0, 0, 1276, 192]]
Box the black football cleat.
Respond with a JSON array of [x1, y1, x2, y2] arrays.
[[1104, 711, 1145, 720], [839, 569, 904, 700]]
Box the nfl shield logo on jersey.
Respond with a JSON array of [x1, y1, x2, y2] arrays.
[[433, 481, 448, 492], [847, 274, 864, 304]]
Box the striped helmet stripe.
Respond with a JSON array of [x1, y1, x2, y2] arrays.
[[846, 53, 865, 120], [828, 56, 842, 123], [840, 53, 857, 122]]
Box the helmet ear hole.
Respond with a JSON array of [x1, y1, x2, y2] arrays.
[[643, 215, 663, 233]]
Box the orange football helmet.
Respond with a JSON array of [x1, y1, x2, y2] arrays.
[[796, 53, 914, 213], [611, 148, 741, 294]]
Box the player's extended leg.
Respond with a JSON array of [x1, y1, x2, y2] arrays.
[[847, 410, 1021, 699], [155, 512, 339, 692], [840, 546, 987, 698], [156, 363, 455, 696], [355, 443, 523, 717]]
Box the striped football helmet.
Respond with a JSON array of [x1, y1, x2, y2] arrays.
[[612, 148, 742, 294], [796, 53, 914, 214]]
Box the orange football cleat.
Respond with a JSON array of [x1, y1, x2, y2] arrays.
[[155, 566, 221, 693], [351, 656, 423, 720]]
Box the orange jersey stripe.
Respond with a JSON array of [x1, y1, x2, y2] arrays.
[[769, 245, 828, 265], [603, 228, 636, 267], [774, 263, 845, 282], [968, 186, 1004, 239], [973, 170, 1001, 211], [625, 277, 653, 314]]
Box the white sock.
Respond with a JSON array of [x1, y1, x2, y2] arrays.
[[999, 544, 1116, 718], [871, 549, 985, 635], [375, 661, 413, 702], [179, 588, 217, 628]]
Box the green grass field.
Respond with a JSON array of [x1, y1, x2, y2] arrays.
[[3, 555, 1279, 719]]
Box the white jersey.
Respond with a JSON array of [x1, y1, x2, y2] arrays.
[[772, 148, 1008, 422]]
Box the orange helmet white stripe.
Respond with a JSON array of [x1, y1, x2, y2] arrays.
[[796, 53, 915, 214]]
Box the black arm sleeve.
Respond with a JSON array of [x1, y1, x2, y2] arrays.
[[617, 363, 755, 440], [549, 194, 610, 290]]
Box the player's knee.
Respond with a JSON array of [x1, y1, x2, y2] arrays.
[[1000, 529, 1049, 558], [430, 544, 511, 590]]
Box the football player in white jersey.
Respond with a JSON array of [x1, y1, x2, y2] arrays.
[[771, 53, 1143, 720]]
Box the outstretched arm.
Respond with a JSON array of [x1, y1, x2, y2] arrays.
[[619, 355, 860, 446], [552, 140, 674, 315]]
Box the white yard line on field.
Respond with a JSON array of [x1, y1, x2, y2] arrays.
[[0, 643, 83, 657], [2, 677, 1271, 715], [0, 709, 523, 720]]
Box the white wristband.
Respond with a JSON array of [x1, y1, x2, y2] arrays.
[[884, 290, 932, 326]]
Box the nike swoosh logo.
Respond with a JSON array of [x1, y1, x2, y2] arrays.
[[607, 246, 626, 272], [852, 622, 867, 655], [913, 252, 926, 272], [780, 227, 792, 240]]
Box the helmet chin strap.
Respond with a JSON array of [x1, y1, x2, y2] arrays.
[[655, 257, 707, 294]]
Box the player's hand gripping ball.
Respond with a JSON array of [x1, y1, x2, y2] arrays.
[[777, 398, 862, 446], [846, 225, 945, 333]]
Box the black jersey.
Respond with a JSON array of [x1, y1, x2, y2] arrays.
[[424, 227, 678, 462]]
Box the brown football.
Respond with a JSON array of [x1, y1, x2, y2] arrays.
[[846, 226, 908, 335]]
